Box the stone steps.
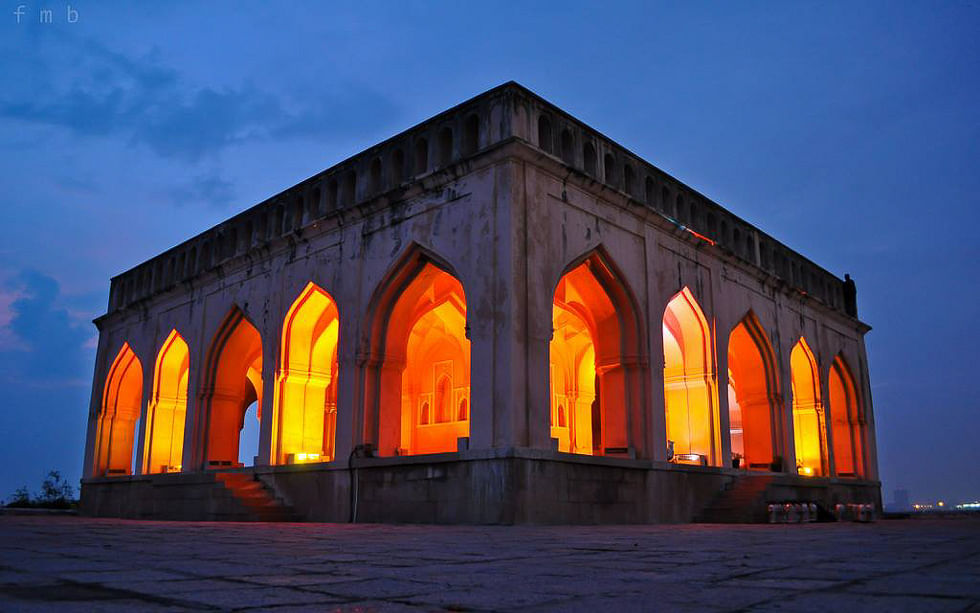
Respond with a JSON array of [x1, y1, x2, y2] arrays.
[[214, 472, 301, 522], [695, 475, 774, 523]]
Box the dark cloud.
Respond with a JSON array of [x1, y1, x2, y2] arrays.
[[167, 171, 236, 209], [1, 270, 92, 383], [0, 36, 399, 161]]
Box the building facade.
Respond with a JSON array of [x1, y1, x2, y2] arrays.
[[80, 83, 880, 523]]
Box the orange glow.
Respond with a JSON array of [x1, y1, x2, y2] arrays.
[[95, 343, 143, 476], [144, 330, 188, 473], [727, 315, 779, 470], [663, 288, 720, 465], [376, 263, 469, 456], [274, 283, 339, 464], [790, 338, 827, 476], [203, 309, 263, 467], [550, 256, 638, 456], [829, 355, 864, 478]]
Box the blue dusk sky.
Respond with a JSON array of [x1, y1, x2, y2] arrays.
[[0, 2, 977, 505]]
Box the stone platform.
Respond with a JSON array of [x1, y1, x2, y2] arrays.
[[0, 516, 977, 611], [80, 452, 882, 524]]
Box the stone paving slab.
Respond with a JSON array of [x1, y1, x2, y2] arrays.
[[0, 516, 977, 611]]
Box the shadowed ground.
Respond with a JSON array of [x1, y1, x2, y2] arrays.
[[0, 516, 977, 611]]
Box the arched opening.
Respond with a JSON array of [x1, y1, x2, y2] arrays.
[[200, 308, 263, 468], [829, 355, 864, 478], [275, 283, 340, 464], [790, 338, 827, 476], [623, 164, 634, 195], [604, 153, 617, 187], [537, 115, 553, 154], [461, 114, 479, 155], [144, 330, 189, 474], [560, 129, 574, 165], [95, 343, 143, 476], [391, 148, 405, 185], [369, 157, 383, 193], [437, 126, 453, 166], [551, 253, 641, 456], [727, 314, 780, 471], [663, 288, 720, 465], [414, 138, 428, 175], [645, 177, 655, 206], [342, 171, 356, 207], [583, 142, 596, 175], [368, 257, 470, 456]]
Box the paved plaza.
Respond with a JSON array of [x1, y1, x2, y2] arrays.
[[0, 516, 977, 612]]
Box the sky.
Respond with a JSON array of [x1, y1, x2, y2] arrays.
[[0, 1, 977, 505]]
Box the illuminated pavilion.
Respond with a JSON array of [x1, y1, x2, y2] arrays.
[[81, 83, 880, 523]]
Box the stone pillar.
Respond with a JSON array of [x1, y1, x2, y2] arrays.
[[776, 341, 797, 473], [332, 312, 358, 462], [133, 358, 155, 475], [856, 343, 879, 481], [820, 357, 838, 478], [256, 345, 277, 466], [715, 331, 733, 469], [644, 228, 668, 462]]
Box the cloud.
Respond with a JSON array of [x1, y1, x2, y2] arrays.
[[0, 270, 92, 385], [167, 171, 237, 209], [0, 35, 399, 162]]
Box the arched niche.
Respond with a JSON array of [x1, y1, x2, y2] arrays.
[[144, 330, 189, 474], [365, 249, 470, 456], [829, 354, 864, 478], [663, 288, 720, 465], [275, 282, 340, 464], [727, 313, 781, 470], [550, 252, 643, 456], [199, 308, 263, 468], [790, 337, 827, 476], [95, 343, 143, 476]]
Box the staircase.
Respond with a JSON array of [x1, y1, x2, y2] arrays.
[[214, 472, 301, 522], [695, 475, 773, 523]]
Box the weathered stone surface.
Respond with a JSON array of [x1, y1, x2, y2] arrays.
[[1, 516, 978, 611]]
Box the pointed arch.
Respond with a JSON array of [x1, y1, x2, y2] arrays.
[[364, 245, 470, 456], [829, 354, 865, 478], [727, 312, 781, 470], [790, 337, 827, 476], [663, 288, 720, 465], [144, 330, 189, 473], [95, 343, 143, 476], [550, 249, 645, 456], [199, 307, 263, 468], [274, 282, 341, 464]]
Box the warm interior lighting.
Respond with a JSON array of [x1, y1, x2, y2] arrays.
[[829, 355, 864, 478], [550, 259, 635, 456], [290, 452, 321, 463], [376, 262, 470, 456], [663, 288, 720, 466], [275, 283, 340, 464], [144, 330, 189, 474], [727, 315, 779, 470], [204, 309, 263, 467], [791, 337, 826, 477], [95, 343, 143, 476]]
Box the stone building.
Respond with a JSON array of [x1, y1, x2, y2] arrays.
[[80, 83, 880, 523]]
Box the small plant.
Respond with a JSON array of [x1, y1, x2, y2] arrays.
[[7, 486, 31, 508], [4, 470, 77, 510]]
